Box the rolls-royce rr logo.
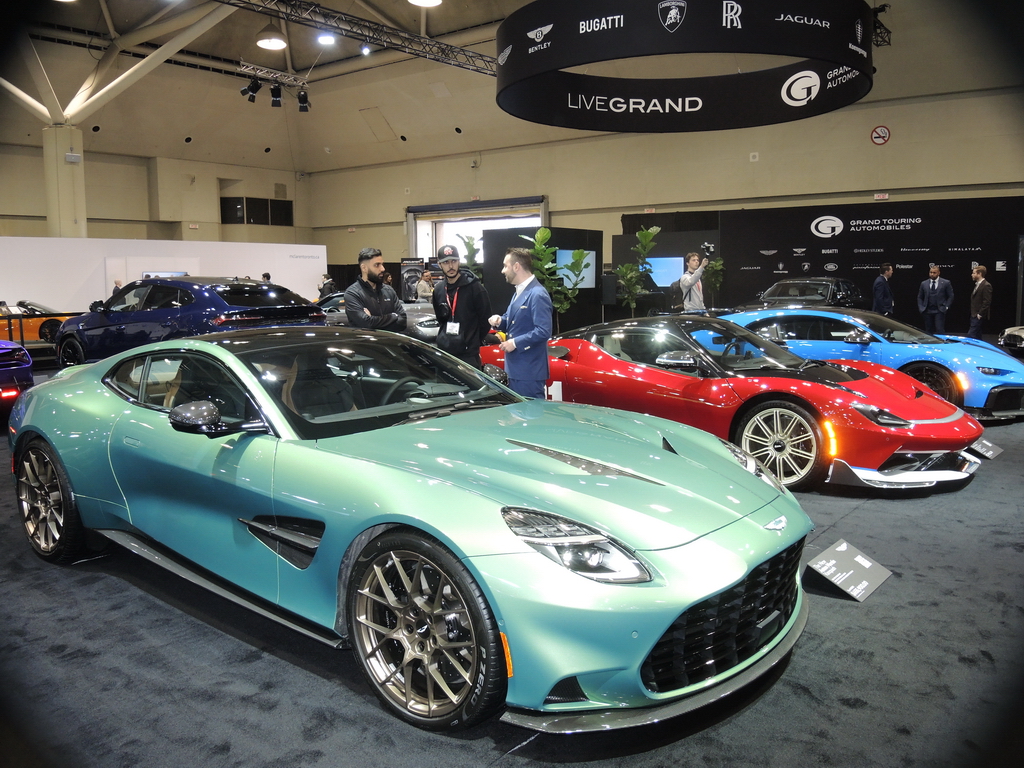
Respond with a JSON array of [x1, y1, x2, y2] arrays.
[[659, 1, 687, 32]]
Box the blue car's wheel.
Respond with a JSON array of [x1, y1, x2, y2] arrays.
[[899, 362, 962, 407], [57, 337, 85, 368], [735, 401, 828, 491], [16, 440, 87, 564], [348, 530, 506, 729]]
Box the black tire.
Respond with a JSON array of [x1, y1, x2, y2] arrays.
[[347, 530, 506, 730], [39, 319, 62, 343], [734, 400, 828, 491], [899, 362, 963, 407], [57, 337, 85, 368], [16, 439, 88, 564]]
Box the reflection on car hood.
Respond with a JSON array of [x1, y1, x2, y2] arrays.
[[316, 401, 788, 550]]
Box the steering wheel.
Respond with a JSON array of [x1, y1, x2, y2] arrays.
[[380, 376, 424, 405], [723, 340, 743, 358]]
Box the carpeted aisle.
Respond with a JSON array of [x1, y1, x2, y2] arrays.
[[1, 417, 1022, 768]]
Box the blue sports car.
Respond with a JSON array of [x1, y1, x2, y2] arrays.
[[55, 276, 324, 368], [9, 326, 813, 733], [723, 307, 1024, 420]]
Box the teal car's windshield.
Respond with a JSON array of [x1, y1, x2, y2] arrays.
[[237, 337, 519, 439]]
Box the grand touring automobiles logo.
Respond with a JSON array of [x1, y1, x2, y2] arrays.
[[811, 215, 844, 238], [659, 1, 687, 33], [782, 71, 820, 107]]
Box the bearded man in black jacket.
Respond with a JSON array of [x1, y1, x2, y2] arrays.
[[344, 247, 407, 333], [432, 244, 492, 368]]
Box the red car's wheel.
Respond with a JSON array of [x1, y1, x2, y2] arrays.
[[735, 401, 828, 491]]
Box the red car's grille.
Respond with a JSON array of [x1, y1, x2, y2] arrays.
[[640, 538, 805, 694]]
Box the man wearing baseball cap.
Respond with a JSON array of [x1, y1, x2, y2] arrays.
[[431, 244, 492, 368]]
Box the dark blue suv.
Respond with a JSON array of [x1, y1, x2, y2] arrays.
[[55, 276, 325, 367]]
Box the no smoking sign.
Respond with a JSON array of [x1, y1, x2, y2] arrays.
[[871, 126, 891, 145]]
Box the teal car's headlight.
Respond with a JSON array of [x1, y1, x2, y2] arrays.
[[501, 508, 651, 583], [851, 402, 913, 429], [717, 438, 786, 493]]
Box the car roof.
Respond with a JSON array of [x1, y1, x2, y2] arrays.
[[561, 314, 742, 338], [735, 306, 875, 319], [130, 276, 276, 289], [188, 325, 396, 354]]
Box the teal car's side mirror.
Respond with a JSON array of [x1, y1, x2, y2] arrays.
[[169, 401, 268, 438]]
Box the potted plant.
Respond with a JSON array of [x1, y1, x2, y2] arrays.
[[456, 234, 483, 279], [615, 225, 661, 318], [519, 228, 590, 333]]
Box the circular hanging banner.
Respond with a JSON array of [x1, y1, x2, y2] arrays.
[[495, 0, 874, 132]]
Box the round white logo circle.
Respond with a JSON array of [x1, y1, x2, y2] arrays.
[[782, 71, 821, 107], [811, 216, 844, 238], [824, 262, 839, 271]]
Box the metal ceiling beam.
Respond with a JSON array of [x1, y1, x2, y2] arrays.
[[210, 0, 497, 77]]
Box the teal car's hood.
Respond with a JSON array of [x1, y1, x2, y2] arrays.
[[315, 401, 786, 550]]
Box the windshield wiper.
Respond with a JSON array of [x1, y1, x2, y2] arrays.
[[398, 400, 502, 424]]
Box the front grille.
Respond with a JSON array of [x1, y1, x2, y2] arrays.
[[544, 677, 589, 704], [641, 538, 805, 694], [985, 387, 1024, 414], [998, 332, 1023, 348], [877, 451, 965, 473]]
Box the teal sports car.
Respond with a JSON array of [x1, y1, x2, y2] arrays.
[[9, 327, 813, 733]]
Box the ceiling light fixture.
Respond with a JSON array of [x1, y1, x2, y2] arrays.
[[361, 44, 371, 55], [297, 90, 311, 113], [270, 84, 282, 107], [318, 32, 336, 45], [408, 0, 442, 7], [241, 77, 262, 102], [255, 22, 287, 50]]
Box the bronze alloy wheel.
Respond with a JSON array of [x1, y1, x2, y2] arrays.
[[349, 531, 505, 729], [737, 401, 827, 491], [17, 440, 86, 563]]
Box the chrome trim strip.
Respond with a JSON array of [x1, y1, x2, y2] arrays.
[[826, 452, 980, 489], [499, 596, 808, 734]]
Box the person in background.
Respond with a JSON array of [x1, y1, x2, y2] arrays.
[[111, 279, 123, 296], [968, 265, 993, 339], [673, 252, 708, 311], [343, 247, 407, 333], [318, 273, 336, 298], [916, 265, 954, 334], [261, 272, 271, 283], [432, 245, 491, 369], [872, 263, 894, 316], [488, 247, 553, 398], [416, 271, 434, 303]]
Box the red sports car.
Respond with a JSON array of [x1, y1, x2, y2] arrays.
[[481, 316, 985, 491]]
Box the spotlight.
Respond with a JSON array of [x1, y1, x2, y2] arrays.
[[241, 77, 262, 102], [270, 84, 282, 107], [297, 89, 310, 112], [318, 32, 336, 45], [361, 44, 371, 56], [255, 22, 287, 51], [408, 0, 442, 7]]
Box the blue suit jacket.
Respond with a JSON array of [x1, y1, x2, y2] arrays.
[[872, 275, 894, 315], [496, 278, 553, 382], [917, 277, 954, 314]]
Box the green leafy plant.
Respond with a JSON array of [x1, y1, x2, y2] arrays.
[[519, 228, 590, 332], [703, 256, 725, 307], [455, 234, 483, 279], [614, 262, 645, 318], [631, 225, 660, 275]]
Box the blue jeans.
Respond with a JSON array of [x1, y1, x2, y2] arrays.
[[508, 378, 546, 399], [968, 316, 984, 339]]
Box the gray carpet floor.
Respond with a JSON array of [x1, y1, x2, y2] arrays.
[[2, 413, 1022, 768]]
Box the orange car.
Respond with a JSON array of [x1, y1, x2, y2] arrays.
[[1, 300, 80, 345]]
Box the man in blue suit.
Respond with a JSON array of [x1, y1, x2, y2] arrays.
[[489, 247, 553, 399], [916, 265, 954, 334], [872, 263, 894, 316]]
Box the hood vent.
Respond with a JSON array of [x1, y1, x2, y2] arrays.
[[505, 439, 663, 485]]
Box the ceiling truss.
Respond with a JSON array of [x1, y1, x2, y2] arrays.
[[211, 0, 498, 77]]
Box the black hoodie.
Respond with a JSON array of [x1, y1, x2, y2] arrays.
[[431, 268, 492, 360]]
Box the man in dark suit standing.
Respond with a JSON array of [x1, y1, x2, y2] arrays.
[[916, 265, 954, 334], [489, 247, 553, 399], [968, 265, 993, 339], [872, 263, 894, 316]]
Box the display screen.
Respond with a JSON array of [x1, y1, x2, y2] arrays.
[[648, 257, 686, 288], [555, 249, 596, 289]]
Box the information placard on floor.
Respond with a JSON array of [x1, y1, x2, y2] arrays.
[[806, 540, 892, 602]]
